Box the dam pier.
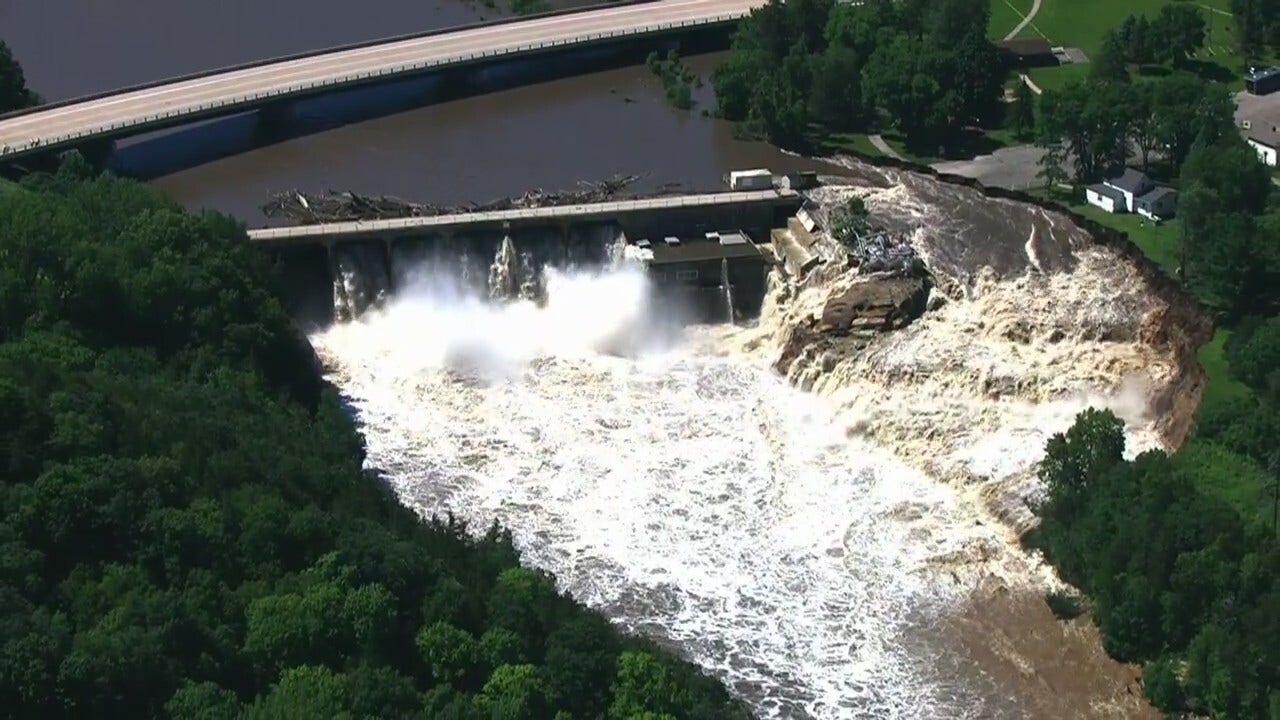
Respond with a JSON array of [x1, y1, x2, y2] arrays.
[[259, 187, 803, 325]]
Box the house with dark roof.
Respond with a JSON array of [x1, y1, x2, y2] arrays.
[[995, 38, 1058, 68], [1245, 66, 1280, 96], [1136, 186, 1178, 221], [1086, 169, 1177, 219]]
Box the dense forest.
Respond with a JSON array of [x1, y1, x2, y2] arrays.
[[711, 0, 1004, 152], [0, 158, 749, 719], [1035, 406, 1279, 718]]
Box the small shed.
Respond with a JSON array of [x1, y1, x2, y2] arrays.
[[1245, 67, 1280, 95]]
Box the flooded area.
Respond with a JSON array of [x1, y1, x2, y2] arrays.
[[1, 3, 1176, 716]]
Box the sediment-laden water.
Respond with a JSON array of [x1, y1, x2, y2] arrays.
[[311, 267, 1029, 718]]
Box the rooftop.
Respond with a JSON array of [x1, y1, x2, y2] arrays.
[[1245, 66, 1280, 82], [1105, 168, 1151, 194], [647, 235, 766, 265], [1088, 184, 1126, 205], [996, 37, 1054, 57], [1138, 186, 1177, 204]]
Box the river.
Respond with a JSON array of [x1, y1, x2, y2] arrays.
[[1, 1, 832, 220], [1, 3, 1162, 716]]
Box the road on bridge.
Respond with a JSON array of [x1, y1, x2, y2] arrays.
[[0, 0, 759, 161]]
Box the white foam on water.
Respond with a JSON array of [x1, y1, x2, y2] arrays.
[[312, 268, 1018, 719]]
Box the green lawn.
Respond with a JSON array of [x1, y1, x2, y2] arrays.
[[1065, 200, 1182, 275], [1015, 0, 1246, 90], [1174, 436, 1272, 527], [988, 0, 1035, 40], [1196, 328, 1255, 414], [822, 132, 888, 159], [0, 177, 22, 196]]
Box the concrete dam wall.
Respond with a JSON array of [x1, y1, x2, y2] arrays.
[[264, 189, 800, 327]]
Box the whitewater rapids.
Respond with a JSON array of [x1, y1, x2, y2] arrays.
[[312, 267, 1031, 719]]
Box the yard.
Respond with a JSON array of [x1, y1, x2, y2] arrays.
[[1007, 0, 1247, 91], [987, 0, 1036, 39], [1064, 199, 1182, 275]]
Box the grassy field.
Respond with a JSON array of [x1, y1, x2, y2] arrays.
[[1196, 328, 1256, 414], [1175, 436, 1272, 527], [821, 132, 888, 159], [1065, 200, 1182, 274], [988, 0, 1035, 40], [0, 177, 21, 196], [1012, 0, 1246, 90]]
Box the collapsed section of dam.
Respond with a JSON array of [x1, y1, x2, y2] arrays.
[[260, 187, 804, 326]]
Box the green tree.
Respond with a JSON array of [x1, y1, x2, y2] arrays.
[[0, 40, 34, 113], [165, 681, 243, 720], [809, 45, 865, 131], [1152, 72, 1234, 169], [416, 621, 483, 687], [1011, 80, 1036, 141], [608, 652, 694, 719], [475, 664, 550, 718], [1091, 31, 1131, 83], [1153, 4, 1207, 67], [247, 666, 350, 720]]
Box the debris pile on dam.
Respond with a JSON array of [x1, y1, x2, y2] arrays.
[[262, 175, 665, 224]]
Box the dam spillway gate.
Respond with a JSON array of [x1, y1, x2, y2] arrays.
[[256, 189, 804, 326]]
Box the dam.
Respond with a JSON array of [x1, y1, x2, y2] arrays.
[[264, 187, 803, 325]]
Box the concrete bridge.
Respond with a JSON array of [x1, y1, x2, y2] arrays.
[[0, 0, 757, 163], [249, 188, 800, 247]]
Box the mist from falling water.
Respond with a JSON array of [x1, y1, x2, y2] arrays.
[[312, 263, 1033, 719]]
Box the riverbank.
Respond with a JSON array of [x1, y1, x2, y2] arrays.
[[722, 158, 1220, 716]]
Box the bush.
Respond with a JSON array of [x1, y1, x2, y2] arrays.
[[1045, 591, 1084, 620]]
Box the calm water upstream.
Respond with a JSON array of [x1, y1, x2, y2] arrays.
[[1, 1, 833, 220]]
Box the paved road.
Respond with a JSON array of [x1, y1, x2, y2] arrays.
[[0, 0, 758, 160], [868, 134, 905, 161], [1002, 0, 1043, 40]]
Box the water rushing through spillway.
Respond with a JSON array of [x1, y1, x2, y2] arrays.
[[312, 266, 1029, 718]]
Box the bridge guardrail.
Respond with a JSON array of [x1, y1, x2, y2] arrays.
[[6, 12, 745, 159]]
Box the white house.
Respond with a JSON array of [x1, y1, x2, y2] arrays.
[[1243, 121, 1280, 166], [1085, 183, 1126, 213], [1136, 187, 1178, 221], [1085, 168, 1164, 215]]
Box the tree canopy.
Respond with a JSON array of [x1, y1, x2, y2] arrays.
[[711, 0, 1005, 151], [0, 160, 749, 719], [1032, 410, 1279, 717], [0, 39, 36, 113]]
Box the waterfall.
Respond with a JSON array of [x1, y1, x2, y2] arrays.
[[488, 234, 521, 302], [330, 243, 391, 321], [721, 257, 736, 326]]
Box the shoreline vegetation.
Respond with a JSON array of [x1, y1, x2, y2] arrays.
[[0, 156, 749, 719]]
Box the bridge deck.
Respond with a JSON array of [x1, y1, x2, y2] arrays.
[[248, 189, 799, 245], [0, 0, 756, 162]]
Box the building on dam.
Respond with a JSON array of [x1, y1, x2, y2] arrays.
[[626, 230, 769, 324]]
